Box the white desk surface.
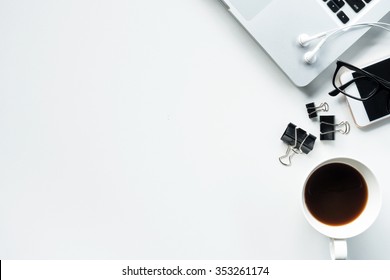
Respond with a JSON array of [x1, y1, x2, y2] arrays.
[[1, 0, 390, 260]]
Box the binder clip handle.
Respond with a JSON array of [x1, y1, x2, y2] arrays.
[[279, 146, 299, 166], [306, 102, 329, 118], [320, 116, 350, 140]]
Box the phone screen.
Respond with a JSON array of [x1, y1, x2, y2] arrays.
[[352, 57, 390, 121]]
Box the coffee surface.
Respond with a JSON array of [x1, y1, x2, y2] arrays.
[[305, 163, 368, 226]]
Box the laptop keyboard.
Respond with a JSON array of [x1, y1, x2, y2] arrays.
[[322, 0, 373, 24]]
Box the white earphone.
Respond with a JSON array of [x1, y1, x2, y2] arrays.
[[297, 22, 390, 65]]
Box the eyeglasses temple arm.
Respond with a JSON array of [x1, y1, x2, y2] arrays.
[[329, 78, 359, 96], [370, 74, 390, 88]]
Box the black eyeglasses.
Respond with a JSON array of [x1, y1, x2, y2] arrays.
[[329, 60, 390, 103]]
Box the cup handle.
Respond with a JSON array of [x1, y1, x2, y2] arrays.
[[329, 238, 347, 260]]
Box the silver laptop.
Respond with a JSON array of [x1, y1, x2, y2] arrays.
[[219, 0, 390, 86]]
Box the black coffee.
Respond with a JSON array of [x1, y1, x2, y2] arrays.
[[305, 162, 368, 226]]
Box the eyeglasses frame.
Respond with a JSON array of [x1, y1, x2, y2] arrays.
[[331, 60, 390, 101]]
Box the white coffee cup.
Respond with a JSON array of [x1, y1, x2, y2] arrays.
[[302, 157, 381, 260]]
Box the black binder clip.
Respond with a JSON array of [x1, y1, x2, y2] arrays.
[[306, 102, 329, 119], [279, 123, 316, 166], [320, 116, 350, 140]]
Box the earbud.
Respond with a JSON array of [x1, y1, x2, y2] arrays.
[[303, 37, 326, 64], [304, 50, 318, 64], [297, 33, 312, 47], [297, 32, 327, 47]]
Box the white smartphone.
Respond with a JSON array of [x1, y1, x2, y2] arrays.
[[339, 56, 390, 128]]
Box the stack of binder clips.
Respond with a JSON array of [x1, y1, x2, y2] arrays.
[[279, 123, 316, 166]]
